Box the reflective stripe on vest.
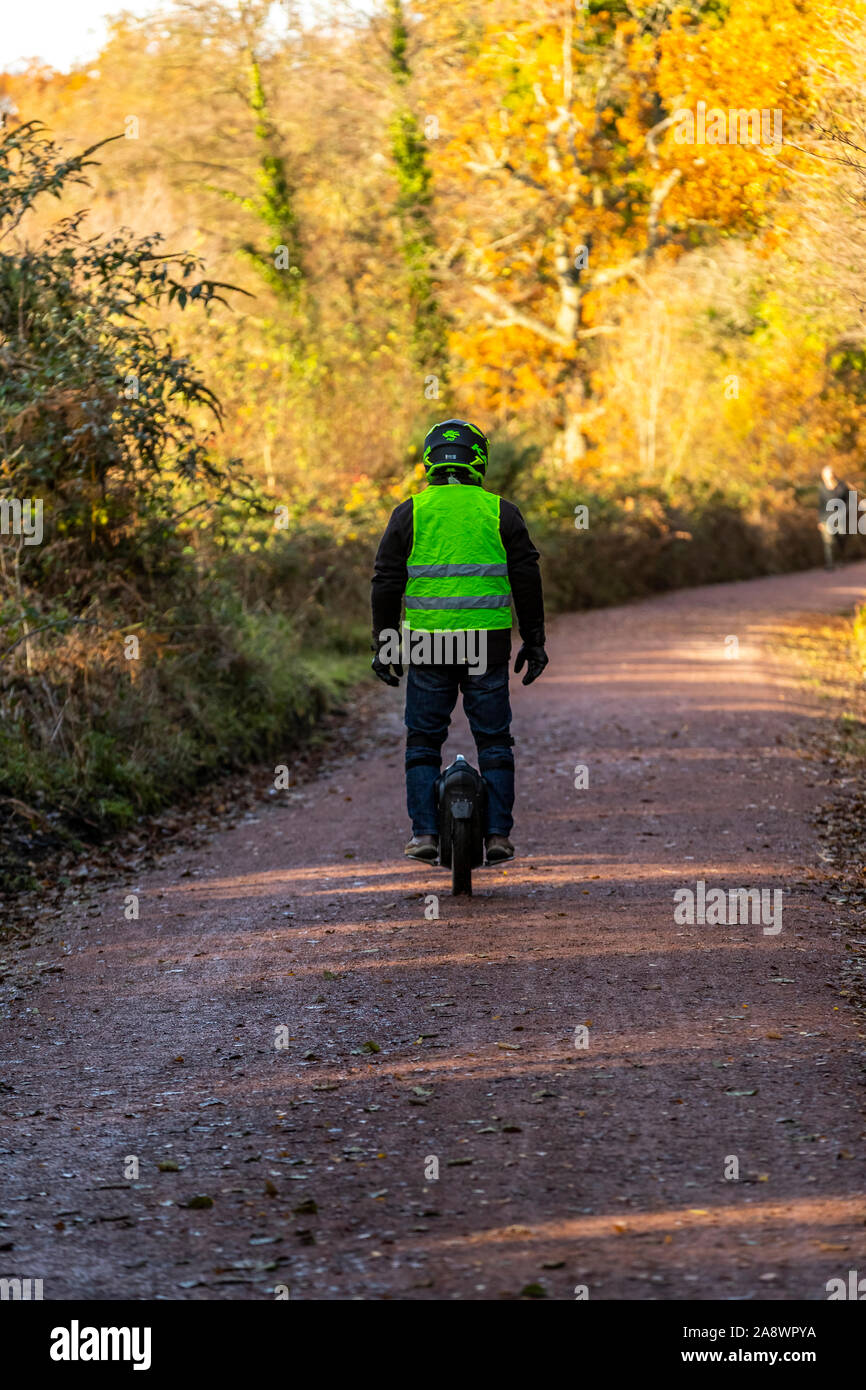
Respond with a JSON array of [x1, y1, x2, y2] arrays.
[[407, 562, 508, 578], [407, 594, 511, 609], [406, 485, 512, 631]]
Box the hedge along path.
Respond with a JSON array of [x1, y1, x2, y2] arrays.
[[2, 563, 865, 1300]]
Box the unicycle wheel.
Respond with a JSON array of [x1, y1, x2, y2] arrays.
[[451, 816, 473, 897]]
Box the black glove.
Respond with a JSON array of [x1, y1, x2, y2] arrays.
[[514, 630, 548, 686], [371, 653, 403, 686], [371, 636, 403, 687]]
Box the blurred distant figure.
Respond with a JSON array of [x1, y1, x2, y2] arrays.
[[818, 465, 850, 571]]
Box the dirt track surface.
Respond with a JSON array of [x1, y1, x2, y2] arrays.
[[3, 565, 866, 1301]]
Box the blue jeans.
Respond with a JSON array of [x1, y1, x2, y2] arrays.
[[404, 662, 514, 837]]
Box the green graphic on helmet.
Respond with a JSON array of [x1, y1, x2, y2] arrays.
[[422, 419, 489, 476]]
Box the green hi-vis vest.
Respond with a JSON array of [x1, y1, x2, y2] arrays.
[[405, 485, 512, 631]]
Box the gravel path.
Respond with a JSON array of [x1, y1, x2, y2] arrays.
[[2, 563, 866, 1301]]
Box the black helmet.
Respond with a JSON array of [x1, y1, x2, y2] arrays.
[[422, 419, 488, 478]]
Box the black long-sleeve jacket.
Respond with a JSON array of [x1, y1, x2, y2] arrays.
[[818, 478, 850, 519], [371, 474, 545, 666]]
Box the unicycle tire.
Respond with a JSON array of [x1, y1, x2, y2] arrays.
[[451, 816, 473, 897]]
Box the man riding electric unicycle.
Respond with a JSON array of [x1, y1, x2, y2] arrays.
[[371, 419, 548, 893]]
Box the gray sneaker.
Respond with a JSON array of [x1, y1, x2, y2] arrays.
[[405, 834, 439, 862], [485, 835, 514, 864]]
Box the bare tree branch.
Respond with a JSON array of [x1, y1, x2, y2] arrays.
[[471, 283, 615, 345], [472, 283, 572, 346], [0, 617, 101, 663], [647, 168, 682, 254]]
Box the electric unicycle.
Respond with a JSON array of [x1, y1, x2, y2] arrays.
[[435, 754, 487, 896]]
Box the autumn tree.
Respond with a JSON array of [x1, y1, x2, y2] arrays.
[[415, 0, 838, 460], [387, 0, 450, 378]]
